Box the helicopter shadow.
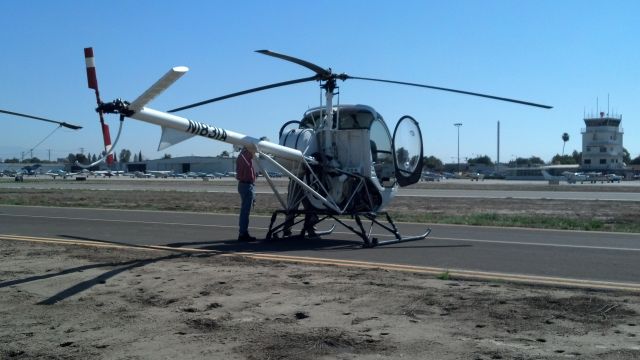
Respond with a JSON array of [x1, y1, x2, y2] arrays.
[[0, 234, 222, 305], [2, 253, 188, 305], [59, 234, 191, 252], [166, 236, 364, 253]]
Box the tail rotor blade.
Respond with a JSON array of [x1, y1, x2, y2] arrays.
[[84, 47, 114, 165], [84, 47, 99, 92]]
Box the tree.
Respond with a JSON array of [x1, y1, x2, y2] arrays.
[[551, 154, 576, 164], [571, 150, 581, 164], [529, 156, 545, 165], [219, 150, 230, 158], [66, 153, 77, 164], [22, 157, 41, 163], [623, 147, 631, 165], [630, 155, 640, 165], [4, 158, 19, 163], [467, 155, 493, 166], [423, 155, 443, 170], [138, 150, 143, 162], [396, 147, 410, 170], [75, 153, 88, 165], [163, 153, 172, 159], [133, 153, 138, 162], [509, 156, 545, 167], [119, 149, 131, 163], [561, 132, 569, 155], [91, 154, 97, 163]]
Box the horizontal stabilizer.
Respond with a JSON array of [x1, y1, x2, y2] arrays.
[[158, 126, 194, 151]]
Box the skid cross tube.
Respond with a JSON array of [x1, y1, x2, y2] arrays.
[[265, 209, 431, 248], [266, 210, 333, 241]]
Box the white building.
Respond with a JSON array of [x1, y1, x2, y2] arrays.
[[581, 112, 624, 171]]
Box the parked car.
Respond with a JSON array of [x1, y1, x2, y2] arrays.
[[421, 171, 444, 182], [606, 174, 623, 183]]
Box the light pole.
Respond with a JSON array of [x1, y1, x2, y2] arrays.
[[454, 123, 462, 173]]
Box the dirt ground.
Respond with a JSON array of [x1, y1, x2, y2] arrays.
[[1, 239, 639, 360]]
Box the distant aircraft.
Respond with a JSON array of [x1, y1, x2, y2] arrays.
[[541, 165, 583, 184], [144, 170, 171, 178], [468, 172, 485, 181], [20, 164, 42, 176], [46, 169, 74, 179], [92, 170, 124, 177]]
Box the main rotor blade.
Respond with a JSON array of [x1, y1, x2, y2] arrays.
[[168, 75, 319, 113], [0, 109, 82, 129], [256, 50, 332, 78], [345, 76, 553, 109]]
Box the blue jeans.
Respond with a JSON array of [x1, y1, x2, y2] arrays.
[[238, 182, 255, 236]]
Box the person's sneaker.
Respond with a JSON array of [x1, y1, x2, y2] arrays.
[[238, 233, 257, 242]]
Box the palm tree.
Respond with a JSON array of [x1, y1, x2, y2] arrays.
[[561, 132, 570, 155]]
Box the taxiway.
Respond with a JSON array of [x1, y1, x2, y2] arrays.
[[1, 205, 639, 289]]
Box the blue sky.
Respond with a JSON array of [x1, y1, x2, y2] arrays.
[[1, 0, 638, 164]]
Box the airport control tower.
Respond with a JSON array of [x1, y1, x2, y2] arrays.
[[581, 111, 624, 171]]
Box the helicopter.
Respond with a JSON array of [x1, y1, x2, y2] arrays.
[[81, 48, 551, 247]]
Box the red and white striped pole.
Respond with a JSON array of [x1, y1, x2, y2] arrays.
[[84, 47, 114, 166]]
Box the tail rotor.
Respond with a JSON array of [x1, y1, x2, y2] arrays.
[[84, 47, 114, 166]]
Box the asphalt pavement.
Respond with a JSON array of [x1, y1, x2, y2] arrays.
[[1, 205, 639, 287]]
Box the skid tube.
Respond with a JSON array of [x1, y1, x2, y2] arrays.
[[265, 210, 335, 241], [266, 210, 431, 248]]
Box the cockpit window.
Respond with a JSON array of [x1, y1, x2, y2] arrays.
[[370, 115, 395, 186], [300, 114, 319, 129], [300, 108, 375, 130], [337, 111, 373, 130]]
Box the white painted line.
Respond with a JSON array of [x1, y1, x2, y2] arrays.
[[431, 236, 640, 252], [2, 213, 639, 251]]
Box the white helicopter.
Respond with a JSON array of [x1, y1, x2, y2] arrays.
[[82, 48, 551, 247]]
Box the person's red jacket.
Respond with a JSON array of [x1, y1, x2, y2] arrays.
[[236, 148, 256, 183]]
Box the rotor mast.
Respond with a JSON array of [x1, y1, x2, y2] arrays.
[[320, 76, 338, 158]]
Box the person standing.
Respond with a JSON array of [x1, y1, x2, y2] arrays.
[[236, 146, 257, 241]]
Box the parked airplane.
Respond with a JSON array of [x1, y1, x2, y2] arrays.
[[45, 169, 79, 179], [146, 170, 172, 178], [544, 170, 624, 184], [20, 164, 42, 176]]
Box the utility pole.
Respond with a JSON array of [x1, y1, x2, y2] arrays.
[[496, 121, 500, 172], [454, 123, 462, 173]]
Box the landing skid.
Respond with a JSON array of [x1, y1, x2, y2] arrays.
[[265, 210, 431, 248], [265, 211, 335, 241]]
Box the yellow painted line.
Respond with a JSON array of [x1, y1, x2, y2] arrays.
[[0, 234, 213, 254], [239, 252, 640, 292], [2, 234, 639, 292]]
